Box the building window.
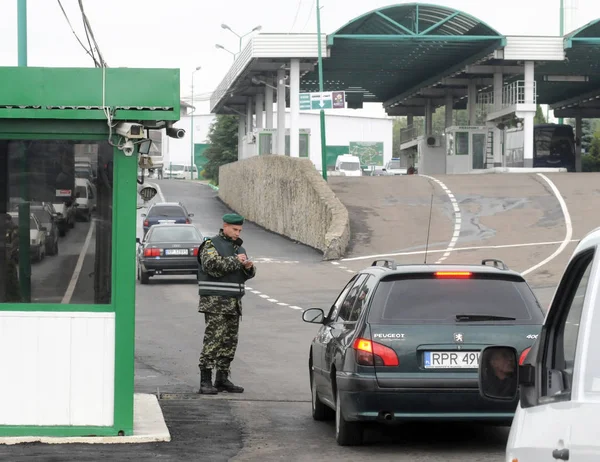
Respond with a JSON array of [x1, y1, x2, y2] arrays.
[[0, 140, 113, 305]]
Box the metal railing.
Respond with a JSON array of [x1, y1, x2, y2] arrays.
[[477, 80, 537, 116], [400, 124, 424, 144], [210, 41, 255, 112]]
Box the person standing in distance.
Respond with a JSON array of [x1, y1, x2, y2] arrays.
[[197, 213, 256, 394]]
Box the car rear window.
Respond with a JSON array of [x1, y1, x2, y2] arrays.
[[148, 206, 185, 217], [368, 275, 544, 325], [149, 227, 201, 242]]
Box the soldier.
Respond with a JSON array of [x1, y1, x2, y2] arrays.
[[3, 213, 21, 302], [197, 213, 256, 394]]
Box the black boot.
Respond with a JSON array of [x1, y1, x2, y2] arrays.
[[215, 370, 244, 393], [199, 368, 218, 395]]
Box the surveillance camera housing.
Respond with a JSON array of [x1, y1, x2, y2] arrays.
[[122, 140, 135, 156], [166, 127, 185, 139], [116, 122, 145, 139]]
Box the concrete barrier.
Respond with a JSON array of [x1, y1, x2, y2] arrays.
[[218, 156, 350, 260]]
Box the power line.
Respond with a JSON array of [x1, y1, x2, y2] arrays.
[[289, 0, 303, 32], [56, 0, 99, 67], [77, 0, 106, 67], [300, 0, 316, 32]]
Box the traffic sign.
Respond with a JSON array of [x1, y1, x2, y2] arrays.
[[299, 91, 345, 110]]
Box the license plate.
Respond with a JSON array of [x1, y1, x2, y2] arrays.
[[158, 220, 176, 224], [165, 249, 188, 256], [423, 351, 480, 369]]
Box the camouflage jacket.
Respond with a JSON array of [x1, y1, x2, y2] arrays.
[[198, 231, 256, 316]]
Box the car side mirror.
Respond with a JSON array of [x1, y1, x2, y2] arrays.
[[140, 214, 146, 217], [136, 237, 141, 245], [302, 308, 325, 324], [478, 346, 519, 401], [189, 213, 194, 217]]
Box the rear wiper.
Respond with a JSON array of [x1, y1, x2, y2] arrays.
[[455, 314, 516, 322]]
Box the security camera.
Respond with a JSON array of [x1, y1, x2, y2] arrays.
[[122, 140, 135, 156], [166, 127, 185, 139], [116, 122, 145, 139]]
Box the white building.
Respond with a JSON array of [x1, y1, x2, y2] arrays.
[[165, 103, 393, 172]]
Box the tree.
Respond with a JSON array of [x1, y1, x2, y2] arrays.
[[202, 115, 239, 185], [589, 131, 600, 158], [534, 104, 546, 124]]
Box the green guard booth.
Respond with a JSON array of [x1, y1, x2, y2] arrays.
[[0, 66, 180, 437]]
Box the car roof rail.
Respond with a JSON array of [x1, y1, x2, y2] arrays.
[[481, 259, 509, 270], [371, 259, 397, 270]]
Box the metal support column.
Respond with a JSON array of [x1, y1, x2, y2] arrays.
[[265, 77, 274, 129], [425, 99, 433, 136], [316, 0, 327, 179], [467, 80, 477, 125], [575, 115, 582, 172], [276, 69, 286, 155], [444, 94, 453, 129], [290, 59, 300, 158], [255, 93, 264, 129], [493, 73, 503, 166], [238, 115, 246, 160], [17, 0, 31, 301], [246, 97, 253, 135], [523, 61, 535, 168]]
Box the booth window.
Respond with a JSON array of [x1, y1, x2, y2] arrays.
[[0, 140, 113, 305], [455, 132, 469, 155]]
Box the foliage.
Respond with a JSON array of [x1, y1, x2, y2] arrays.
[[202, 115, 239, 185], [534, 104, 546, 124]]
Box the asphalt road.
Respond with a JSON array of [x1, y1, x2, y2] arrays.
[[10, 172, 594, 460]]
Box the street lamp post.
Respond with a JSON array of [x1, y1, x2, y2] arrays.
[[215, 44, 236, 62], [220, 24, 262, 55], [191, 66, 201, 180]]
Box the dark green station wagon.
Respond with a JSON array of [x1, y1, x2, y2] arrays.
[[302, 259, 544, 446]]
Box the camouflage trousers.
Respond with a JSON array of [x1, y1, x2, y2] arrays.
[[199, 312, 240, 371]]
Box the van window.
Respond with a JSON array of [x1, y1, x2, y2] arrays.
[[339, 162, 360, 171]]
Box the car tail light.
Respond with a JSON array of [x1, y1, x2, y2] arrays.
[[519, 347, 531, 365], [144, 248, 162, 257], [192, 247, 199, 256], [185, 219, 190, 224], [434, 271, 472, 279], [353, 338, 399, 367], [143, 219, 149, 227]]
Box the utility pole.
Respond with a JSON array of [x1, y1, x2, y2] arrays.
[[317, 0, 327, 181], [17, 0, 31, 302]]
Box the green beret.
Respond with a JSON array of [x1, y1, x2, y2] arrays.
[[222, 213, 244, 225]]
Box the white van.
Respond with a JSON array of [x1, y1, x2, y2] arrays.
[[165, 164, 198, 180], [75, 177, 96, 222], [478, 226, 600, 461], [334, 154, 362, 177]]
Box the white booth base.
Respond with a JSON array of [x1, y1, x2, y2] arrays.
[[0, 394, 170, 445], [0, 311, 115, 426]]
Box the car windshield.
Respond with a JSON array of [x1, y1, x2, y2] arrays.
[[339, 162, 360, 171], [148, 206, 185, 217], [32, 209, 50, 226], [148, 227, 201, 242], [388, 160, 402, 169], [170, 165, 185, 172], [368, 276, 544, 325]]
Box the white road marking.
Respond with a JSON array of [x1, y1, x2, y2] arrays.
[[62, 220, 96, 304], [522, 173, 573, 276], [259, 294, 269, 299], [420, 175, 461, 264], [339, 239, 580, 262], [252, 291, 261, 294], [277, 302, 289, 306], [267, 298, 278, 302], [289, 306, 302, 310]]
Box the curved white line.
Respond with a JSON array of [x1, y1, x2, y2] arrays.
[[420, 175, 461, 264], [521, 173, 573, 276]]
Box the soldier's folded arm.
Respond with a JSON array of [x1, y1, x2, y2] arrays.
[[200, 242, 242, 278], [243, 265, 256, 279]]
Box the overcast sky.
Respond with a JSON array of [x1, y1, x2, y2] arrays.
[[0, 0, 593, 111]]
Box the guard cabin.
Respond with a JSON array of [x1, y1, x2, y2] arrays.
[[0, 66, 181, 438]]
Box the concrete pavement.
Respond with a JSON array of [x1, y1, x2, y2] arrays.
[[9, 172, 593, 460]]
